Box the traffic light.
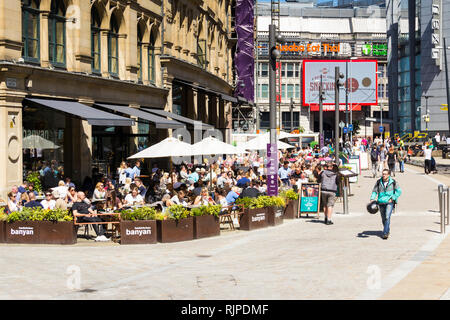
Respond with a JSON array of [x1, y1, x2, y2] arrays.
[[423, 114, 430, 122], [269, 33, 285, 71], [319, 88, 326, 101], [336, 72, 345, 87]]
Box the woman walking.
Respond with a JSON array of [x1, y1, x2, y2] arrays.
[[398, 146, 407, 173], [386, 146, 398, 176]]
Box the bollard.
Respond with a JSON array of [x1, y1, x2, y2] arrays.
[[343, 184, 349, 215], [441, 187, 447, 234], [447, 187, 450, 226], [438, 184, 444, 214]]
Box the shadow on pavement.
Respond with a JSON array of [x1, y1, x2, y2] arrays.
[[357, 230, 383, 238], [425, 229, 441, 234], [306, 219, 325, 224]]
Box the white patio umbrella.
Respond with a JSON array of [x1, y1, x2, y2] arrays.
[[191, 136, 249, 188], [22, 135, 60, 149], [241, 135, 295, 151], [127, 137, 193, 159]]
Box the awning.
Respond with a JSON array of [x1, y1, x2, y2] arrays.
[[221, 93, 238, 103], [94, 103, 185, 129], [142, 108, 214, 130], [24, 98, 134, 126]]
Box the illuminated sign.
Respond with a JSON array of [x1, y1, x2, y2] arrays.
[[362, 43, 387, 56]]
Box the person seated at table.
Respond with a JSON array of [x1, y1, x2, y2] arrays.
[[121, 177, 132, 195], [106, 190, 123, 211], [54, 190, 67, 210], [40, 191, 56, 210], [238, 181, 260, 199], [7, 191, 20, 213], [225, 186, 240, 205], [25, 192, 44, 209], [66, 186, 78, 204], [161, 194, 174, 213], [171, 189, 188, 206], [52, 180, 68, 199], [134, 178, 147, 198], [19, 191, 30, 207], [92, 182, 106, 202], [214, 189, 228, 208], [193, 180, 204, 197], [72, 192, 109, 242], [194, 187, 216, 206], [26, 183, 38, 197], [124, 187, 144, 206]]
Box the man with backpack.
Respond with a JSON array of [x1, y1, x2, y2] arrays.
[[370, 169, 402, 240], [370, 145, 380, 178]]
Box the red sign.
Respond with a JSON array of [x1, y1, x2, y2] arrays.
[[276, 62, 281, 102], [309, 104, 362, 112]]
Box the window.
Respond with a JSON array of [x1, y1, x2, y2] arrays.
[[281, 63, 286, 78], [108, 15, 119, 76], [48, 0, 66, 67], [22, 0, 40, 63], [197, 38, 207, 68], [287, 63, 294, 77], [282, 84, 286, 99], [260, 84, 268, 98], [295, 63, 300, 78], [148, 32, 156, 84], [295, 84, 300, 98], [260, 62, 268, 77], [378, 64, 385, 76], [282, 112, 300, 130], [260, 112, 270, 129], [91, 7, 101, 73], [378, 83, 384, 98], [137, 25, 143, 82], [287, 84, 294, 98]]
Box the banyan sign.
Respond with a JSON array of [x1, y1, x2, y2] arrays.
[[302, 60, 378, 108]]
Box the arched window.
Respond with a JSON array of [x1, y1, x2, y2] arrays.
[[22, 0, 40, 63], [48, 0, 66, 67], [108, 14, 119, 76], [91, 7, 101, 73], [148, 32, 155, 84], [137, 24, 143, 82]]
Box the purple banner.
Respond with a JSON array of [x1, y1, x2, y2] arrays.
[[267, 143, 278, 196], [234, 0, 254, 102]]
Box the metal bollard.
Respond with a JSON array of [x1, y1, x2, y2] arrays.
[[438, 184, 444, 214], [447, 187, 450, 226], [343, 184, 349, 215], [441, 187, 447, 233]]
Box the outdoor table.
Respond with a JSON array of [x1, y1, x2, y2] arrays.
[[74, 211, 121, 242]]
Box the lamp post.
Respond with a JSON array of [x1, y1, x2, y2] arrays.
[[423, 95, 433, 131], [376, 71, 383, 140], [290, 97, 294, 132], [435, 39, 450, 136], [335, 67, 345, 166]]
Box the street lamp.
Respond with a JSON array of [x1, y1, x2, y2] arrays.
[[422, 95, 433, 131], [376, 71, 383, 139]]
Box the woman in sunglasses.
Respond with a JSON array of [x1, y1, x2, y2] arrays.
[[41, 191, 56, 210]]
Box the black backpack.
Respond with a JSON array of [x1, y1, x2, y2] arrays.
[[370, 149, 378, 162]]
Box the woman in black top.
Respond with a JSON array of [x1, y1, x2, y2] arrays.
[[386, 146, 398, 177]]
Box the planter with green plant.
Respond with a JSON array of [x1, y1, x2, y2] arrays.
[[0, 208, 7, 243], [280, 189, 299, 219], [120, 207, 158, 244], [156, 205, 194, 243], [26, 171, 42, 193], [264, 196, 286, 226], [191, 204, 221, 239], [235, 197, 268, 231], [6, 208, 76, 244]]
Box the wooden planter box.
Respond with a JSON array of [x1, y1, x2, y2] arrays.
[[0, 221, 6, 243], [5, 221, 76, 244], [120, 220, 157, 245], [39, 221, 77, 245], [193, 215, 220, 239], [284, 199, 299, 219], [239, 208, 268, 231], [157, 217, 194, 243], [267, 206, 284, 226]]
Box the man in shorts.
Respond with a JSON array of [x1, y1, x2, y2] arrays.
[[318, 162, 339, 225]]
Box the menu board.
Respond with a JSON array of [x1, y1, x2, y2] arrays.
[[299, 183, 321, 215]]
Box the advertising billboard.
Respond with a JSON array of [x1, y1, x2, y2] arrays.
[[302, 60, 378, 109]]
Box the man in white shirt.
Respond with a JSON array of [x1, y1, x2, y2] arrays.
[[40, 192, 56, 210], [124, 188, 144, 206], [435, 132, 441, 143], [423, 144, 433, 174], [171, 190, 188, 206]]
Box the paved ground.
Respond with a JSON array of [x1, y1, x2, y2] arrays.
[[0, 163, 448, 300]]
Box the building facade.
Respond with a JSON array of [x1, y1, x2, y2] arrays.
[[0, 0, 235, 198], [251, 5, 388, 141]]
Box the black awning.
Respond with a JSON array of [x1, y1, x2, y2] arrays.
[[94, 104, 185, 129], [142, 108, 214, 130], [23, 98, 134, 126], [221, 94, 238, 103]]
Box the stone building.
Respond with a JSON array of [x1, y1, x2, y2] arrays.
[[252, 5, 389, 140], [0, 0, 235, 198]]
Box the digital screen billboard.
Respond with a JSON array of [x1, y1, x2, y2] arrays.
[[302, 60, 378, 108]]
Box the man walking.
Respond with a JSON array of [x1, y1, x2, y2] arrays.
[[370, 145, 380, 178], [370, 169, 402, 240]]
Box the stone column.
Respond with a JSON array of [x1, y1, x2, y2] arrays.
[[100, 29, 109, 77], [0, 94, 25, 199]]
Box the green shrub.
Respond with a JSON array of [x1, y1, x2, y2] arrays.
[[167, 204, 191, 221], [121, 207, 157, 221], [0, 207, 8, 221], [26, 172, 42, 193], [190, 204, 221, 217], [280, 189, 299, 200], [235, 197, 257, 209], [6, 208, 72, 223]]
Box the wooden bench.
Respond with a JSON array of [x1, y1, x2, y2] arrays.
[[73, 212, 121, 242], [219, 204, 244, 230]]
